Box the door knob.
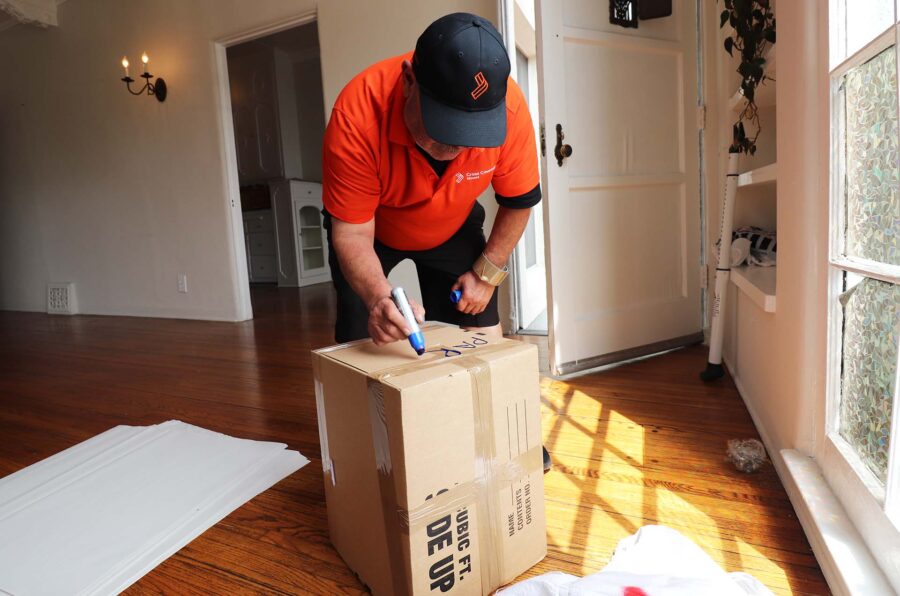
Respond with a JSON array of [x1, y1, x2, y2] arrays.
[[554, 124, 573, 166]]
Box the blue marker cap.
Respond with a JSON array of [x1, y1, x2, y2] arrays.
[[450, 290, 462, 304], [391, 287, 426, 356], [409, 331, 426, 356]]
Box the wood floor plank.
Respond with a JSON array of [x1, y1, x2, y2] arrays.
[[0, 285, 830, 594]]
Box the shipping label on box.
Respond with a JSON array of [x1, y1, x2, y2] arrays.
[[312, 324, 547, 595]]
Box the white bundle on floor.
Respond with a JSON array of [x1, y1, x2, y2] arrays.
[[499, 525, 773, 596], [0, 420, 308, 596]]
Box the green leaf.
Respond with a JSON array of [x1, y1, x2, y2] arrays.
[[720, 9, 730, 28], [724, 37, 734, 56]]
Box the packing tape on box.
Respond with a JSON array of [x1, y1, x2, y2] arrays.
[[367, 342, 542, 595]]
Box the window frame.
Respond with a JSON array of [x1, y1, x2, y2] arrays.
[[825, 22, 900, 529]]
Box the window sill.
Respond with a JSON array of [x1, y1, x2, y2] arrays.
[[780, 450, 894, 595]]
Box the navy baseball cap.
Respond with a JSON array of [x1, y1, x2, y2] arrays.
[[412, 13, 511, 148]]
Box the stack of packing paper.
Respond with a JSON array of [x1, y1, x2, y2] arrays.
[[0, 420, 308, 595]]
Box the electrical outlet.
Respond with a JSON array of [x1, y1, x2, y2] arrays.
[[177, 274, 188, 294]]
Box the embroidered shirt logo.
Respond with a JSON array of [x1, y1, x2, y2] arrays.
[[470, 71, 489, 100], [455, 166, 496, 183]]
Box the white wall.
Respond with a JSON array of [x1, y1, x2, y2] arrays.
[[0, 0, 500, 321], [0, 0, 319, 320], [774, 0, 829, 457]]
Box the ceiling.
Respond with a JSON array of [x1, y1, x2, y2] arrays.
[[0, 0, 67, 32]]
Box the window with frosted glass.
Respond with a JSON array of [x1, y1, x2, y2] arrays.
[[841, 47, 900, 266], [836, 43, 900, 484], [839, 274, 900, 482]]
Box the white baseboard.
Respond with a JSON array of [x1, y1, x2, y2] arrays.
[[723, 358, 892, 596]]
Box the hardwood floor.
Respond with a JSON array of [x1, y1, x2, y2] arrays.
[[0, 285, 829, 595]]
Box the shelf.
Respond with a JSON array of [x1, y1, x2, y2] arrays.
[[728, 47, 777, 112], [302, 245, 323, 251], [738, 162, 777, 187], [730, 265, 776, 313]]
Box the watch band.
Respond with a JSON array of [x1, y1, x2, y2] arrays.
[[473, 253, 509, 286]]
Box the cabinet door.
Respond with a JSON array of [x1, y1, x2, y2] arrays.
[[249, 255, 277, 282], [255, 103, 283, 179], [232, 104, 258, 181], [294, 201, 328, 279], [227, 44, 282, 183]]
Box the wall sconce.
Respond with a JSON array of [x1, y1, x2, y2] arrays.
[[120, 52, 167, 102]]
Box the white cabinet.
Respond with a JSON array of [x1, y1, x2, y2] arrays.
[[294, 197, 329, 282], [227, 44, 284, 183], [270, 180, 331, 287], [242, 210, 277, 283]]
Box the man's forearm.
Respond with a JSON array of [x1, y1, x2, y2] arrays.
[[483, 206, 533, 267], [332, 227, 392, 310]]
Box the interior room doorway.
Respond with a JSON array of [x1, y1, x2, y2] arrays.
[[216, 12, 331, 320]]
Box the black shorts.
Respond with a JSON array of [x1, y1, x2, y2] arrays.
[[324, 202, 500, 343]]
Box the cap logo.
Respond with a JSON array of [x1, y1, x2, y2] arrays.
[[470, 71, 489, 100]]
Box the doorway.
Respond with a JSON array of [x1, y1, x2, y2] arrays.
[[506, 0, 549, 335], [218, 14, 331, 320]]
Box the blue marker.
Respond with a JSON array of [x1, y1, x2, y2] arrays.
[[450, 289, 462, 304], [391, 287, 425, 356]]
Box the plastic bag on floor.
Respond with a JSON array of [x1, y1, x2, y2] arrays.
[[498, 526, 773, 596]]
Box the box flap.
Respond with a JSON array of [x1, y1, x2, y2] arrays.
[[314, 324, 515, 375]]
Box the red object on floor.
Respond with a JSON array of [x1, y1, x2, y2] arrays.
[[623, 588, 649, 596]]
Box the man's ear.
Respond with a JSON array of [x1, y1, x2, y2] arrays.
[[401, 60, 416, 97]]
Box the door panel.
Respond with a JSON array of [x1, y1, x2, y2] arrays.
[[255, 103, 283, 178], [564, 40, 684, 177], [538, 0, 701, 374]]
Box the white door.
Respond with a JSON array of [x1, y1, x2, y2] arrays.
[[537, 0, 702, 375]]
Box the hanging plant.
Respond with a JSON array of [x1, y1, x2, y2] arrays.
[[719, 0, 776, 155]]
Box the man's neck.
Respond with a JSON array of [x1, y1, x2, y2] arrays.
[[416, 144, 451, 177]]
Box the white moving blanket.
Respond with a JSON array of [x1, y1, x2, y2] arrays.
[[0, 420, 308, 596], [499, 525, 774, 596]]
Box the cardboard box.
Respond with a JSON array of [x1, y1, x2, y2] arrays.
[[312, 324, 547, 595]]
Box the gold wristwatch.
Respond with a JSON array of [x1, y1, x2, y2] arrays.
[[472, 253, 509, 286]]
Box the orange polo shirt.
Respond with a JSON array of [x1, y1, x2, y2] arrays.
[[322, 52, 539, 251]]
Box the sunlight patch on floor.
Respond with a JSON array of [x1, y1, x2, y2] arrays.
[[734, 537, 790, 590]]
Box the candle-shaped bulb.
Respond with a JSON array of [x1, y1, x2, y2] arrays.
[[141, 52, 149, 65], [121, 56, 129, 76]]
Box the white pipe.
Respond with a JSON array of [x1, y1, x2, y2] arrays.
[[703, 151, 740, 380]]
